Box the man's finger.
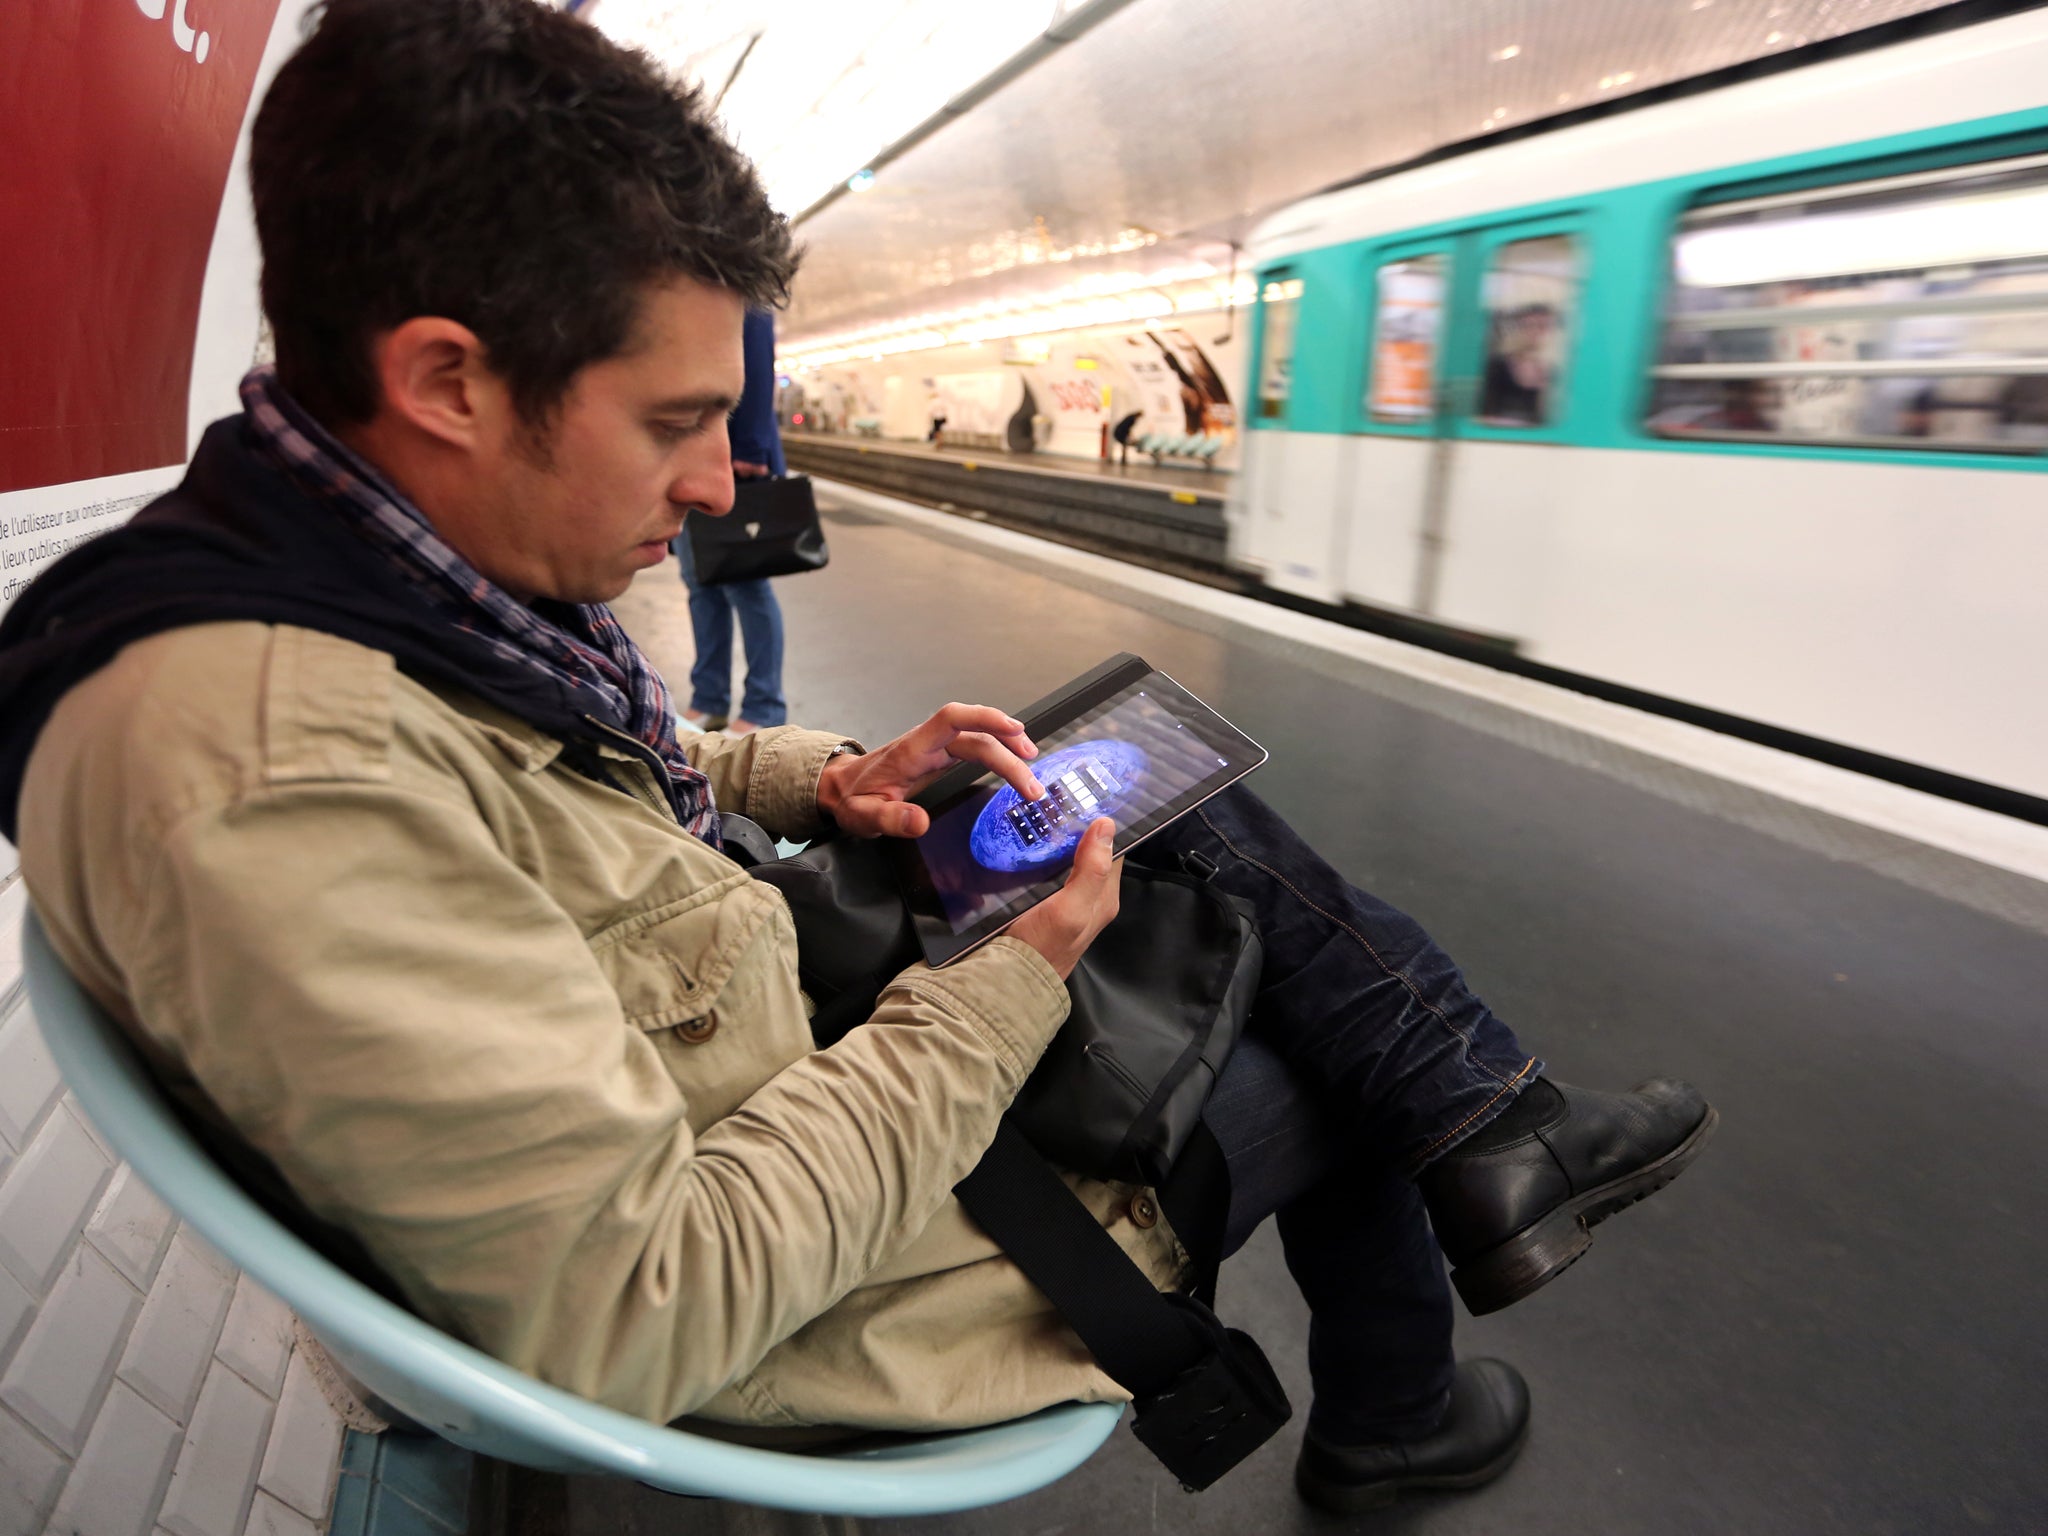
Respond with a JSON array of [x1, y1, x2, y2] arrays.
[[888, 801, 930, 838], [946, 731, 1045, 800], [912, 704, 1035, 759], [1070, 818, 1116, 882]]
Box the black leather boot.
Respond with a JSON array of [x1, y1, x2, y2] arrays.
[[1419, 1077, 1716, 1315], [1295, 1358, 1531, 1513]]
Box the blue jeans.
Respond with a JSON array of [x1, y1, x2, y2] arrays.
[[674, 537, 787, 727], [1133, 786, 1541, 1444]]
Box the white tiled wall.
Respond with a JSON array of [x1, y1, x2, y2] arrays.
[[0, 3, 352, 1522], [0, 872, 349, 1536]]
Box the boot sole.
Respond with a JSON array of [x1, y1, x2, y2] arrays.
[[1449, 1104, 1720, 1316], [1293, 1411, 1532, 1514]]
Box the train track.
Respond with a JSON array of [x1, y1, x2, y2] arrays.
[[784, 437, 1235, 585]]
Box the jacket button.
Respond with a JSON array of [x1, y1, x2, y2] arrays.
[[678, 1016, 718, 1043], [1128, 1193, 1159, 1229]]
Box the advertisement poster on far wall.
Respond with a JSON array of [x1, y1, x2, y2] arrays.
[[792, 320, 1247, 467], [1119, 329, 1236, 439]]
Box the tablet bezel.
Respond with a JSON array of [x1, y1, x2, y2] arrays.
[[886, 653, 1266, 968]]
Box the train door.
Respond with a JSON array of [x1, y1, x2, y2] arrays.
[[1344, 238, 1467, 611], [1429, 220, 1586, 634], [1231, 271, 1344, 598], [1344, 219, 1585, 619]]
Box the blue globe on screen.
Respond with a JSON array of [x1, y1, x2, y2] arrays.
[[969, 739, 1151, 873]]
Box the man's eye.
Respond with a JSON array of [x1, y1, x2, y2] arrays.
[[651, 418, 705, 444]]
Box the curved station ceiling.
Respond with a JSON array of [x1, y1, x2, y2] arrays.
[[584, 0, 1966, 354]]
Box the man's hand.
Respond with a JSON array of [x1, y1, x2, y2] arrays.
[[1006, 818, 1122, 979], [816, 703, 1043, 839], [734, 460, 772, 480]]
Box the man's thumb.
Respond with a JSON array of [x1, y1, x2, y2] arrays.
[[1076, 818, 1116, 877]]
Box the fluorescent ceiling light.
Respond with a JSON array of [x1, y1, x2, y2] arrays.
[[777, 272, 1261, 370], [1678, 183, 2048, 286], [584, 0, 1062, 214]]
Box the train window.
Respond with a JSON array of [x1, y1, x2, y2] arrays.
[[1649, 153, 2048, 452], [1366, 255, 1447, 423], [1256, 276, 1304, 420], [1477, 235, 1579, 427]]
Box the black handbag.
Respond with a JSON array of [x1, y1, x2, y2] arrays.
[[745, 829, 1290, 1489], [753, 835, 1260, 1188], [685, 474, 829, 585]]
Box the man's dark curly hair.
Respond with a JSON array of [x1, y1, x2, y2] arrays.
[[250, 0, 799, 426]]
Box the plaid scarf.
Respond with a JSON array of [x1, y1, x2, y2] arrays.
[[240, 367, 721, 846]]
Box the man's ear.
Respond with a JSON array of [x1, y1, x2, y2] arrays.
[[368, 317, 507, 451]]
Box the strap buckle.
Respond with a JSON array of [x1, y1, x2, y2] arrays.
[[1129, 1300, 1291, 1491]]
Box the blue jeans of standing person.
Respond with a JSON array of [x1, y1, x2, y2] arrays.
[[674, 536, 788, 727], [1132, 787, 1540, 1447]]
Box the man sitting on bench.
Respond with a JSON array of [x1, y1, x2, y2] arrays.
[[0, 0, 1714, 1512]]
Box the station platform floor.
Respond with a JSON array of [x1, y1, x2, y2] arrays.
[[783, 429, 1232, 495], [506, 484, 2048, 1536]]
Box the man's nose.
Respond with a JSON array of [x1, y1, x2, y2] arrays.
[[672, 436, 736, 518]]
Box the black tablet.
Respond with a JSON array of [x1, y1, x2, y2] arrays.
[[888, 654, 1266, 967]]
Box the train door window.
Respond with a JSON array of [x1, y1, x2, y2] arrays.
[[1256, 275, 1304, 420], [1366, 254, 1448, 423], [1649, 152, 2048, 452], [1477, 235, 1580, 427]]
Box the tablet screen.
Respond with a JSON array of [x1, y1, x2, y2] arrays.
[[890, 656, 1265, 965]]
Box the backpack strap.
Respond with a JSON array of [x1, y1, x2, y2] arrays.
[[954, 1119, 1290, 1491]]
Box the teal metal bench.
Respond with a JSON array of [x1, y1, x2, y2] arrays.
[[21, 911, 1121, 1516], [1140, 432, 1225, 468]]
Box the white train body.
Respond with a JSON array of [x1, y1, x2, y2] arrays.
[[1231, 8, 2048, 804]]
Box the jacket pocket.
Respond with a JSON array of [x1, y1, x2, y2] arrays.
[[588, 876, 788, 1030], [588, 878, 809, 1131]]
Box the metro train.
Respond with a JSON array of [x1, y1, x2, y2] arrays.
[[1229, 3, 2048, 812]]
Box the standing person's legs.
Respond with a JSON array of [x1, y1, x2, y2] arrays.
[[674, 537, 736, 723], [727, 578, 788, 729]]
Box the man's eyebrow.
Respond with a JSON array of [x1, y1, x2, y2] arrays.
[[646, 392, 740, 415]]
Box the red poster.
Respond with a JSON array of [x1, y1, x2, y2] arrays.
[[0, 0, 282, 493]]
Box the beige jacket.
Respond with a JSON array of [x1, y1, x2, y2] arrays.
[[20, 621, 1187, 1431]]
